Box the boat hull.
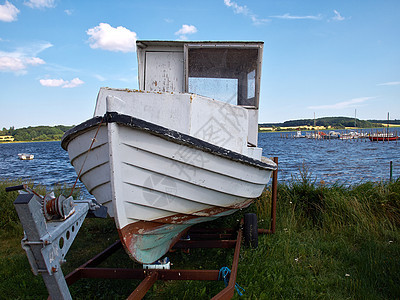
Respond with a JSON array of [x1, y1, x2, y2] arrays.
[[62, 112, 276, 263], [369, 136, 399, 141]]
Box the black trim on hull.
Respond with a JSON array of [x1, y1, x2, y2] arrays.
[[61, 112, 277, 171]]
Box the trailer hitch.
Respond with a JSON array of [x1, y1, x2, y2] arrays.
[[7, 185, 107, 300]]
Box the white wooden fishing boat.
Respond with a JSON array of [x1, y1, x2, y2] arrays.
[[61, 41, 277, 263]]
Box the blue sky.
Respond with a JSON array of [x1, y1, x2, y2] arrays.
[[0, 0, 399, 129]]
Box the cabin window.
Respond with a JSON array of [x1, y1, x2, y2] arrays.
[[188, 77, 238, 104], [187, 47, 259, 108], [247, 70, 256, 99]]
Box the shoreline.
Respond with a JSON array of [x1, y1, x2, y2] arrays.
[[259, 126, 400, 133], [0, 140, 60, 144]]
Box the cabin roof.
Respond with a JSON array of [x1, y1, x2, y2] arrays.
[[136, 40, 264, 49]]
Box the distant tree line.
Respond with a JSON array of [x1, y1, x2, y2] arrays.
[[259, 117, 384, 129], [2, 116, 394, 141], [0, 125, 74, 141], [368, 119, 400, 125]]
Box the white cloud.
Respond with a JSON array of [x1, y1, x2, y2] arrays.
[[64, 9, 73, 16], [377, 81, 400, 86], [0, 41, 51, 74], [0, 56, 25, 71], [25, 57, 45, 65], [270, 13, 322, 20], [332, 10, 345, 21], [0, 0, 20, 22], [0, 55, 45, 73], [40, 77, 84, 88], [224, 0, 269, 25], [62, 77, 84, 88], [308, 97, 374, 110], [39, 78, 66, 87], [224, 0, 249, 15], [87, 23, 137, 53], [175, 24, 197, 40], [24, 0, 55, 9]]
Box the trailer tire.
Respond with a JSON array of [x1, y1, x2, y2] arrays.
[[244, 213, 258, 248]]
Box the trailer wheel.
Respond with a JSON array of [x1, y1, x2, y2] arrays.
[[244, 213, 258, 248]]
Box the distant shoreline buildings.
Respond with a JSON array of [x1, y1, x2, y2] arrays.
[[0, 135, 14, 142]]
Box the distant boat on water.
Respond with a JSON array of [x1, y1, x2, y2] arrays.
[[304, 131, 340, 140], [369, 135, 399, 142], [294, 131, 306, 138], [18, 153, 34, 160], [369, 112, 399, 141], [327, 131, 341, 139], [340, 131, 362, 140]]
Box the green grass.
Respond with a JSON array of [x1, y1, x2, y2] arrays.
[[1, 175, 399, 299]]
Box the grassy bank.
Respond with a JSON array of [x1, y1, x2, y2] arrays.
[[1, 176, 399, 299]]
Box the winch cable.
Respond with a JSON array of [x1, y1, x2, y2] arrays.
[[68, 118, 105, 198]]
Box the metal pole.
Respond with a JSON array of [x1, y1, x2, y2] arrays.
[[271, 157, 278, 234], [390, 161, 393, 182], [259, 156, 279, 235], [387, 112, 390, 143]]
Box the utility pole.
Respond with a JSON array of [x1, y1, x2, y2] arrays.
[[314, 112, 316, 127], [354, 109, 357, 128], [387, 112, 390, 137]]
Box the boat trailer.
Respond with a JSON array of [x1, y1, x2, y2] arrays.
[[8, 158, 278, 299]]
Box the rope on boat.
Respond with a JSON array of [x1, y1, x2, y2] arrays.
[[68, 118, 105, 197], [218, 266, 245, 296]]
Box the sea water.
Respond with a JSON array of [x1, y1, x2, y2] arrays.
[[0, 131, 399, 197], [260, 129, 400, 184], [0, 141, 88, 196]]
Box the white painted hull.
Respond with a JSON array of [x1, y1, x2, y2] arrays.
[[62, 113, 276, 263]]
